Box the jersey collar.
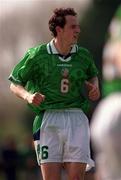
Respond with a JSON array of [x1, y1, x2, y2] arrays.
[[47, 39, 78, 55]]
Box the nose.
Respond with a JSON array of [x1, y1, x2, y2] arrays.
[[76, 25, 80, 33]]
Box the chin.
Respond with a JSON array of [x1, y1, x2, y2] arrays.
[[73, 38, 78, 44], [72, 42, 77, 45], [69, 39, 77, 46], [70, 40, 77, 45]]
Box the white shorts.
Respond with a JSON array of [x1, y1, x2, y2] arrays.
[[34, 109, 94, 167]]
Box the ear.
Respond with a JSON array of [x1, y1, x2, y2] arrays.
[[56, 26, 62, 34]]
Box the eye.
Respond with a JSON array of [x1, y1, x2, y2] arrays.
[[71, 25, 76, 29], [71, 25, 80, 29]]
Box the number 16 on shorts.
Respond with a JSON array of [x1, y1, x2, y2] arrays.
[[37, 144, 49, 163]]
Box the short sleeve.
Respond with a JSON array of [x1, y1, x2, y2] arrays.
[[8, 49, 35, 86]]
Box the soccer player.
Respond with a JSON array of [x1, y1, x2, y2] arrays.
[[9, 8, 100, 180]]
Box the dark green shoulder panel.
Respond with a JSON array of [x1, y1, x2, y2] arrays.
[[27, 43, 47, 59]]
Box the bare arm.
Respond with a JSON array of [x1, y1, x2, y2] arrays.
[[85, 77, 100, 101], [10, 83, 45, 106]]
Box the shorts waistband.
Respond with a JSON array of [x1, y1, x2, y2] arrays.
[[45, 108, 83, 113]]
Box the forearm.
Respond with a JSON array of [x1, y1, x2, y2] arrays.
[[10, 83, 45, 105], [88, 77, 99, 89], [85, 77, 100, 101], [10, 83, 31, 101]]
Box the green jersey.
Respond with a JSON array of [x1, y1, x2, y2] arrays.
[[9, 40, 98, 114]]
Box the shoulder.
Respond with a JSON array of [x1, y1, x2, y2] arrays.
[[27, 43, 47, 58], [18, 43, 48, 67], [77, 46, 92, 58], [77, 46, 95, 66]]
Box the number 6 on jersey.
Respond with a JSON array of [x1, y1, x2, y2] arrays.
[[61, 78, 69, 93]]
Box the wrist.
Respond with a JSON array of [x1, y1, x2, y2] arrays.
[[23, 92, 30, 101]]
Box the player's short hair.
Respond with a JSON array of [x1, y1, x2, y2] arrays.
[[48, 8, 77, 37]]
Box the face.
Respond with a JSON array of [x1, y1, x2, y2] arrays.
[[57, 15, 80, 45]]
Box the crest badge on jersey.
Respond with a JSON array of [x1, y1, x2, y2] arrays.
[[61, 68, 69, 78]]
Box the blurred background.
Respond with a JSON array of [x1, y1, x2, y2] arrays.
[[0, 0, 121, 179]]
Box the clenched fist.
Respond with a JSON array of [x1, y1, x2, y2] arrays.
[[85, 81, 100, 101], [24, 92, 45, 106]]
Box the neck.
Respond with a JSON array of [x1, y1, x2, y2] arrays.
[[53, 38, 72, 56]]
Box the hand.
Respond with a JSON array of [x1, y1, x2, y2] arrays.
[[85, 81, 100, 101], [24, 92, 45, 106]]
